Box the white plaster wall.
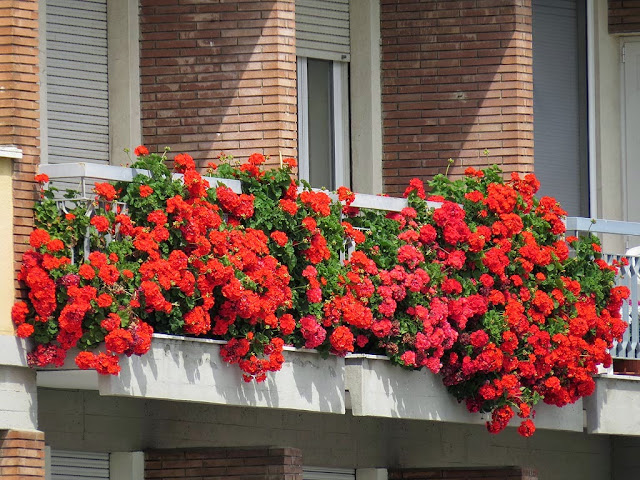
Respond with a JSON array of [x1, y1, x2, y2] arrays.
[[108, 0, 141, 164], [349, 0, 383, 194], [38, 388, 611, 480]]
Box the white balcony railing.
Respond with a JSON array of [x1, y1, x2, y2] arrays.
[[565, 217, 640, 360]]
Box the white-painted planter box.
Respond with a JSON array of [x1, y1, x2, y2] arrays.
[[585, 374, 640, 435], [345, 354, 584, 432], [38, 333, 346, 414]]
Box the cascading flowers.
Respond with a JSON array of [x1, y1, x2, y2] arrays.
[[14, 149, 628, 436]]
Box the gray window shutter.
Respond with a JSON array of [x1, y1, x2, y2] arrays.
[[50, 450, 110, 479], [45, 0, 109, 165], [532, 0, 588, 216], [296, 0, 350, 61], [303, 467, 356, 480]]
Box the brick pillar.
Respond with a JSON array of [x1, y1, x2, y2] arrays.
[[0, 0, 39, 288], [608, 1, 640, 33], [389, 466, 538, 480], [0, 430, 46, 479], [380, 0, 534, 194], [145, 446, 303, 480], [140, 0, 297, 168]]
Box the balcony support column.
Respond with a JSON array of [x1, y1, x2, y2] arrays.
[[357, 468, 388, 480]]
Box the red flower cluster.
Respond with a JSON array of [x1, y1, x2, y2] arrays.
[[427, 168, 628, 436]]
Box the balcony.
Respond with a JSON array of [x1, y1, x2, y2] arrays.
[[565, 217, 640, 435], [23, 161, 640, 436]]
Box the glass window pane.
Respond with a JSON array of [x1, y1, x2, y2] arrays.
[[307, 59, 334, 189]]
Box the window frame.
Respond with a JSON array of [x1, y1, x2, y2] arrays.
[[297, 56, 351, 190]]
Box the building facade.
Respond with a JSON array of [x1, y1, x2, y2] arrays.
[[3, 1, 640, 479]]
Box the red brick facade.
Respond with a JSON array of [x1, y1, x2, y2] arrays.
[[145, 446, 303, 480], [380, 0, 534, 194], [0, 430, 46, 479], [389, 466, 538, 480], [139, 0, 297, 168], [0, 0, 39, 288], [609, 1, 640, 33]]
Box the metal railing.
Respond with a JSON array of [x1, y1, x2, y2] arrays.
[[566, 216, 640, 360]]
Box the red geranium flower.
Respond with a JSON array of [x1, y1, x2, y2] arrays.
[[134, 145, 149, 156], [139, 185, 153, 197]]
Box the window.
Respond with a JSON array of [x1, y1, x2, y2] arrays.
[[297, 57, 350, 190], [41, 0, 110, 165], [295, 0, 350, 190], [303, 466, 355, 480], [48, 449, 110, 479], [532, 0, 589, 216], [39, 0, 140, 166]]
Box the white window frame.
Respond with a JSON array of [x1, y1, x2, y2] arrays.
[[297, 56, 351, 189]]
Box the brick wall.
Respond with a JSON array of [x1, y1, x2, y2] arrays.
[[140, 0, 297, 169], [0, 430, 46, 479], [609, 1, 640, 33], [389, 466, 538, 480], [0, 0, 39, 289], [380, 0, 534, 194], [145, 446, 303, 480]]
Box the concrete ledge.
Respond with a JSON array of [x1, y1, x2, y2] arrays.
[[345, 355, 584, 432], [0, 365, 38, 430], [0, 145, 22, 159], [98, 334, 346, 413], [585, 374, 640, 435], [0, 335, 30, 367]]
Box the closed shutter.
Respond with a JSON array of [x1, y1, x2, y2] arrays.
[[50, 450, 110, 479], [295, 0, 350, 61], [303, 467, 356, 480], [532, 0, 588, 216], [45, 0, 109, 165]]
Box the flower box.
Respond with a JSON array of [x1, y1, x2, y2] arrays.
[[345, 355, 584, 432], [39, 334, 346, 414], [585, 374, 640, 435]]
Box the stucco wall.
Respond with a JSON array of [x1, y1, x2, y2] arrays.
[[594, 0, 625, 253], [0, 156, 15, 335], [38, 388, 612, 480]]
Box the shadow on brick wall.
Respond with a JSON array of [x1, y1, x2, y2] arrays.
[[139, 0, 297, 169], [380, 0, 534, 195]]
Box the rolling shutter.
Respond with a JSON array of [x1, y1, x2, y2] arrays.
[[50, 450, 110, 479], [303, 467, 356, 480], [295, 0, 350, 61], [45, 0, 109, 165], [532, 0, 588, 216]]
